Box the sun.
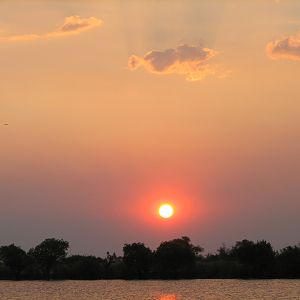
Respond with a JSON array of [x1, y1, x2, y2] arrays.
[[159, 204, 174, 219]]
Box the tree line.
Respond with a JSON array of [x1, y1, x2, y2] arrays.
[[0, 237, 299, 280]]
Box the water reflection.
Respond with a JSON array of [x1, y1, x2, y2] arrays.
[[159, 295, 177, 300]]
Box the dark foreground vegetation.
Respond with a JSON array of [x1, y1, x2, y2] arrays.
[[0, 237, 299, 280]]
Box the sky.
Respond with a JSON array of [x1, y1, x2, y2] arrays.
[[0, 0, 300, 256]]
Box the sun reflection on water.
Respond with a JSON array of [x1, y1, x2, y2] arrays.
[[158, 295, 177, 300]]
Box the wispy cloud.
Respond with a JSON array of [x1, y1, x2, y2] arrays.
[[266, 33, 300, 61], [2, 16, 102, 42], [128, 44, 227, 81]]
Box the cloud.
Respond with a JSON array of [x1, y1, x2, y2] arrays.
[[128, 44, 226, 81], [3, 16, 102, 42], [266, 33, 300, 61]]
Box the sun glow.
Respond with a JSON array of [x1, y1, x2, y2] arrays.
[[159, 204, 174, 219]]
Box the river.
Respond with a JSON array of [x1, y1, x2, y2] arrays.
[[0, 280, 300, 299]]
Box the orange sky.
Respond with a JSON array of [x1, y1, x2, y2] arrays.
[[0, 0, 300, 255]]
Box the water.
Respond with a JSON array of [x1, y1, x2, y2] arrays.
[[0, 280, 300, 300]]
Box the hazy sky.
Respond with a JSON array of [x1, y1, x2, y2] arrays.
[[1, 0, 300, 256]]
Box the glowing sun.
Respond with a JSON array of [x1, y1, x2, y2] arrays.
[[159, 204, 174, 219]]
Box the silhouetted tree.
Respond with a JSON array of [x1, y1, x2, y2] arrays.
[[29, 238, 69, 279], [230, 240, 275, 278], [276, 244, 300, 278], [123, 243, 152, 279], [217, 244, 231, 260], [1, 236, 300, 280], [65, 255, 104, 280], [0, 244, 28, 280], [104, 251, 122, 279], [155, 236, 203, 278], [206, 244, 230, 262]]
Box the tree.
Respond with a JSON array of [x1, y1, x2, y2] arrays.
[[230, 240, 275, 278], [29, 238, 69, 279], [65, 255, 104, 280], [276, 245, 300, 278], [104, 251, 120, 279], [123, 243, 152, 279], [217, 244, 231, 260], [0, 244, 28, 280], [155, 236, 203, 278], [206, 244, 230, 262]]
